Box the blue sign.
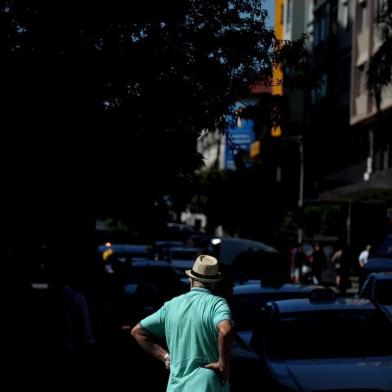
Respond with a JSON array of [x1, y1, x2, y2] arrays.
[[225, 117, 255, 170]]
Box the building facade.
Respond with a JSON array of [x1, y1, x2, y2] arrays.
[[307, 0, 392, 248]]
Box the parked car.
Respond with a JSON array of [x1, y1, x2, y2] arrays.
[[249, 290, 392, 392], [164, 246, 202, 272], [230, 333, 264, 391], [218, 238, 289, 284], [231, 282, 323, 344], [98, 243, 153, 272], [359, 271, 392, 320], [361, 256, 392, 286], [377, 234, 392, 258], [153, 240, 185, 259], [160, 222, 204, 242], [121, 260, 188, 302], [361, 234, 392, 285]]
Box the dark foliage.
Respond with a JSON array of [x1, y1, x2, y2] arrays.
[[2, 0, 307, 247]]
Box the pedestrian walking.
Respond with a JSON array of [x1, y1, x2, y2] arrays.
[[358, 244, 371, 268], [312, 243, 326, 284], [131, 255, 233, 391], [331, 243, 351, 295]]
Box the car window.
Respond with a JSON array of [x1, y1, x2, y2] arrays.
[[374, 280, 392, 304], [231, 291, 310, 331], [170, 250, 200, 260], [128, 266, 179, 288], [231, 292, 269, 330], [359, 278, 373, 298], [256, 310, 392, 359], [377, 236, 392, 257]]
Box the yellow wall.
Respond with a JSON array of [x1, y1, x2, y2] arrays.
[[272, 0, 284, 96]]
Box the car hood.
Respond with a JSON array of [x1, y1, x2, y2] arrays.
[[270, 357, 392, 391]]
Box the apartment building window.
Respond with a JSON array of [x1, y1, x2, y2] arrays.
[[311, 73, 328, 103], [314, 4, 330, 45], [358, 0, 368, 33], [375, 0, 387, 22], [340, 58, 351, 93]]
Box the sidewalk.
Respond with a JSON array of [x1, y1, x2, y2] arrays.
[[345, 275, 359, 296]]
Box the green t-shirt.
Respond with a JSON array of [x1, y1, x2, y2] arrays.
[[140, 287, 232, 391]]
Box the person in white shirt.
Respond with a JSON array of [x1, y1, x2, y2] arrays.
[[358, 244, 371, 268]]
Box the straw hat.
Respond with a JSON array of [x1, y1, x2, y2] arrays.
[[185, 255, 223, 283]]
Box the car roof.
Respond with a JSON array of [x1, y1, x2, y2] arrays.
[[272, 297, 375, 314], [233, 283, 321, 294], [131, 260, 172, 268], [154, 241, 184, 247], [367, 271, 392, 279], [98, 244, 150, 253], [219, 237, 278, 253], [364, 257, 392, 270], [169, 246, 201, 252]]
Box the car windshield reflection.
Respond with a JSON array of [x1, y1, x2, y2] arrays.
[[264, 310, 392, 359]]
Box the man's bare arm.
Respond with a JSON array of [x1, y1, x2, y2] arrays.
[[131, 323, 170, 368], [204, 320, 233, 383]]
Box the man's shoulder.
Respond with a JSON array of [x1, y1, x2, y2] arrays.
[[165, 292, 190, 306], [210, 294, 229, 307]]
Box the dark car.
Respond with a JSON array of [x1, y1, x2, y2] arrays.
[[98, 243, 152, 259], [98, 243, 153, 273], [361, 256, 392, 287], [361, 234, 392, 284], [377, 234, 392, 258], [249, 291, 392, 391], [359, 271, 392, 320], [231, 282, 323, 344], [121, 260, 188, 302], [163, 246, 202, 272], [153, 241, 185, 259]]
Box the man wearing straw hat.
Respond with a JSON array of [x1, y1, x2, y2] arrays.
[[132, 255, 233, 391]]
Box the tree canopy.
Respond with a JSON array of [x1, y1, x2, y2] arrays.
[[2, 0, 307, 243]]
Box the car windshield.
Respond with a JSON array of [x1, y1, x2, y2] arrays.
[[374, 280, 392, 304], [231, 290, 310, 331], [127, 266, 179, 287], [170, 250, 199, 260], [264, 310, 392, 359], [377, 236, 392, 257]]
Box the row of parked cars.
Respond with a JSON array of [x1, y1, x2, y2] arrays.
[[230, 234, 392, 392], [98, 240, 392, 391]]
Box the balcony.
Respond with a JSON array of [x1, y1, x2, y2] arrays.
[[372, 26, 382, 55], [354, 93, 368, 117], [356, 29, 369, 66]]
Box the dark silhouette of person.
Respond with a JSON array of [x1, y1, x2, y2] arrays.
[[312, 243, 326, 284], [331, 243, 351, 295]]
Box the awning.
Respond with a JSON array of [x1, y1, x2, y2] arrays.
[[320, 173, 392, 202]]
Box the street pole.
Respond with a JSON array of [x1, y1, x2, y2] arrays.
[[346, 200, 352, 247], [280, 135, 304, 245], [297, 136, 304, 245]]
